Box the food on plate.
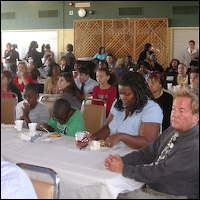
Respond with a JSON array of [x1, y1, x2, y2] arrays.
[[48, 133, 61, 138], [100, 140, 107, 147]]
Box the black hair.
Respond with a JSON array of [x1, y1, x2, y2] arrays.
[[24, 83, 39, 94], [190, 60, 198, 67], [143, 43, 152, 51], [114, 72, 154, 115], [53, 98, 71, 116], [98, 47, 105, 54], [77, 65, 90, 75], [189, 68, 199, 75], [137, 61, 152, 70]]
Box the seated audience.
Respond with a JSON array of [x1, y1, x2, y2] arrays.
[[172, 63, 189, 88], [74, 65, 99, 98], [149, 53, 164, 72], [58, 72, 85, 109], [187, 60, 199, 74], [93, 46, 108, 61], [112, 58, 129, 84], [44, 62, 60, 94], [13, 61, 34, 92], [27, 60, 41, 83], [77, 72, 163, 150], [147, 70, 173, 131], [92, 68, 117, 118], [1, 70, 23, 102], [105, 88, 199, 199], [73, 60, 83, 72], [16, 83, 50, 128], [98, 60, 108, 69], [124, 55, 137, 72], [187, 68, 199, 98], [60, 55, 73, 73], [106, 54, 115, 72], [39, 98, 86, 137], [40, 57, 54, 79], [137, 61, 151, 81], [1, 159, 38, 199], [164, 58, 179, 84]]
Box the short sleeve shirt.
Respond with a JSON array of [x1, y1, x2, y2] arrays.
[[109, 99, 163, 136]]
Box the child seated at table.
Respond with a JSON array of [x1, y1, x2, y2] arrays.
[[15, 83, 50, 129], [39, 99, 86, 137]]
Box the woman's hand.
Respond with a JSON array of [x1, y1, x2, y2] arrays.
[[105, 133, 122, 147]]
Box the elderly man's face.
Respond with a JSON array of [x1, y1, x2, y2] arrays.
[[171, 97, 199, 132]]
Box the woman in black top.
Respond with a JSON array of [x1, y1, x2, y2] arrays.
[[147, 70, 173, 131]]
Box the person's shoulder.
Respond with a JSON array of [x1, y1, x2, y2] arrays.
[[61, 91, 73, 98], [72, 106, 82, 115], [163, 91, 173, 98], [146, 99, 163, 109], [16, 99, 25, 107], [37, 102, 49, 111], [108, 85, 117, 91], [89, 77, 98, 84], [93, 85, 100, 90]]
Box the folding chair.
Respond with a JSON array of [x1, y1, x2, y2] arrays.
[[1, 92, 18, 124], [16, 163, 60, 199], [81, 98, 106, 133], [38, 94, 61, 116]]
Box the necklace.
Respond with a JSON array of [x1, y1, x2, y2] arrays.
[[154, 132, 179, 165]]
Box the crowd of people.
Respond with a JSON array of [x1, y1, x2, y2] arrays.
[[1, 40, 199, 199]]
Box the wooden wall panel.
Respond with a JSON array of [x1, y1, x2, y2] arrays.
[[74, 18, 169, 68]]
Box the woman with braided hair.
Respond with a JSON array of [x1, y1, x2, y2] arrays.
[[76, 71, 163, 150]]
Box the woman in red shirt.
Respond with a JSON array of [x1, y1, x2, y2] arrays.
[[13, 61, 34, 92], [1, 70, 23, 102]]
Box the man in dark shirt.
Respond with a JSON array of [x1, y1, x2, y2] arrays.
[[104, 88, 199, 199]]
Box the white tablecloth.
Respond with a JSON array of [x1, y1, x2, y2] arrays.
[[1, 127, 144, 199]]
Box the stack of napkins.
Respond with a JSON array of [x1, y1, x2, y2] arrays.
[[19, 132, 37, 141]]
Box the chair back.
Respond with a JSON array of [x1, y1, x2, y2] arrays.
[[16, 163, 60, 199], [1, 92, 18, 124], [81, 98, 106, 133], [38, 94, 61, 116]]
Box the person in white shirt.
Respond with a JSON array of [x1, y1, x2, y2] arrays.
[[183, 40, 199, 69], [15, 83, 50, 129], [1, 159, 38, 199], [74, 65, 99, 98]]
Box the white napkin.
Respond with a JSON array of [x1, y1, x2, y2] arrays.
[[19, 132, 36, 141]]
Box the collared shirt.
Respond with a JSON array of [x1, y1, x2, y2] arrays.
[[1, 160, 38, 199], [74, 77, 99, 94]]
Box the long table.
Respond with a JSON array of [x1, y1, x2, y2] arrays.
[[1, 127, 144, 199]]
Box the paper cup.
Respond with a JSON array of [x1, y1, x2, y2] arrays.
[[75, 132, 86, 141], [15, 120, 24, 132], [28, 123, 37, 133]]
